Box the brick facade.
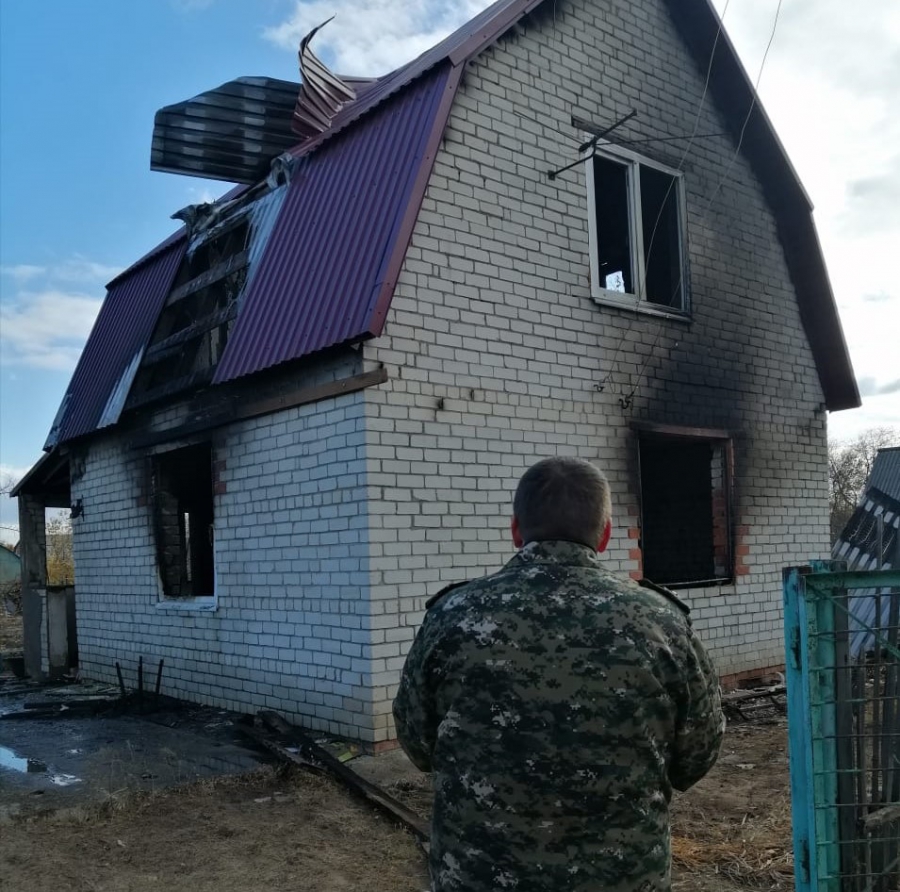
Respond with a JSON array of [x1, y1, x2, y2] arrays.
[[69, 0, 830, 743], [360, 0, 830, 739]]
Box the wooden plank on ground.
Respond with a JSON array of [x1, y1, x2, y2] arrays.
[[253, 710, 430, 842]]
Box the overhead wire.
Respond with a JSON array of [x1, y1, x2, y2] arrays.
[[620, 0, 784, 408], [593, 0, 733, 398]]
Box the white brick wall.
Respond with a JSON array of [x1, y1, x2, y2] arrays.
[[361, 0, 831, 736], [72, 390, 381, 741]]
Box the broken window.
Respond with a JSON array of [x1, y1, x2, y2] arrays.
[[151, 443, 215, 598], [588, 149, 686, 310], [638, 434, 732, 587]]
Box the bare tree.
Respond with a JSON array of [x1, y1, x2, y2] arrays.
[[829, 426, 900, 542]]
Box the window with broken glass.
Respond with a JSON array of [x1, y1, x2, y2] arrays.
[[587, 147, 687, 313], [151, 443, 215, 598], [638, 433, 732, 587]]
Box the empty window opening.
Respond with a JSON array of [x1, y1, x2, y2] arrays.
[[589, 149, 686, 310], [639, 436, 731, 587], [151, 443, 214, 598]]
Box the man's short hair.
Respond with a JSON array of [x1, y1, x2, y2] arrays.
[[513, 457, 611, 548]]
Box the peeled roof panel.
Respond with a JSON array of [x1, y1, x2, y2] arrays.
[[47, 240, 187, 447], [213, 65, 451, 384]]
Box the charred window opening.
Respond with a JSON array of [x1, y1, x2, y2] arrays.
[[151, 443, 215, 598], [639, 436, 732, 587], [128, 220, 250, 408], [589, 149, 686, 310]]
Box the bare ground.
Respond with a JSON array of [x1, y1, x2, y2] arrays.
[[0, 613, 23, 654], [0, 718, 792, 892]]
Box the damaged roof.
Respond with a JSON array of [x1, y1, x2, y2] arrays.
[[47, 0, 859, 450]]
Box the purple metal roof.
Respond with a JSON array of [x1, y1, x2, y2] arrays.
[[293, 0, 542, 159], [213, 64, 455, 384], [47, 239, 186, 447]]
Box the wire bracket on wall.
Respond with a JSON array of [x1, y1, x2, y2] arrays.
[[547, 109, 636, 181], [618, 396, 633, 410]]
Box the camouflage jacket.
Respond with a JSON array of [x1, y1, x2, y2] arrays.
[[393, 540, 724, 892]]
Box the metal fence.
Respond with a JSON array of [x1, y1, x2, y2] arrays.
[[784, 562, 900, 892]]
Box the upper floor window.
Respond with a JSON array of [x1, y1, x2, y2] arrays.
[[587, 147, 687, 314]]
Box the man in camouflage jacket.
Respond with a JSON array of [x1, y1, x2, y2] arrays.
[[393, 457, 725, 892]]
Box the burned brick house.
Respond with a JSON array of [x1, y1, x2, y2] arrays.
[[16, 0, 859, 744]]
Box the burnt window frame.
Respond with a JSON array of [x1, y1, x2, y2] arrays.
[[634, 424, 734, 589], [586, 144, 690, 317], [149, 442, 216, 603]]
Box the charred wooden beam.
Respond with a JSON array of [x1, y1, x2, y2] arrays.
[[166, 249, 249, 306], [252, 710, 430, 842], [129, 368, 388, 450], [144, 305, 238, 360]]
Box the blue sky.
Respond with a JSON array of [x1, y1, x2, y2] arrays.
[[1, 0, 899, 539]]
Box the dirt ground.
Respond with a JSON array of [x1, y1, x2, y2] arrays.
[[0, 716, 793, 892], [0, 613, 23, 654]]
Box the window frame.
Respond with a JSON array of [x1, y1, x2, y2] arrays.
[[148, 442, 217, 608], [633, 423, 734, 589], [586, 143, 690, 318]]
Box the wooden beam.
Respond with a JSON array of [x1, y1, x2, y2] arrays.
[[256, 710, 430, 842], [144, 304, 238, 359], [126, 367, 216, 412], [630, 421, 733, 441], [129, 367, 388, 450], [165, 248, 249, 306]]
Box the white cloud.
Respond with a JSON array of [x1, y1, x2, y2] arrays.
[[263, 0, 487, 76], [712, 0, 900, 426], [0, 254, 120, 371], [0, 289, 103, 371], [1, 264, 47, 283]]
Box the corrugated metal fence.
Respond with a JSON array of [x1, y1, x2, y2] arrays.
[[784, 562, 900, 891]]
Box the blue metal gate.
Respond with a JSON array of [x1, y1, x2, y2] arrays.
[[784, 562, 900, 892]]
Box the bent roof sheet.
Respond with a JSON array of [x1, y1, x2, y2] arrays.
[[46, 239, 186, 448], [213, 64, 454, 384]]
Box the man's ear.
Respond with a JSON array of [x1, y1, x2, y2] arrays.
[[597, 519, 612, 553], [511, 516, 524, 548]]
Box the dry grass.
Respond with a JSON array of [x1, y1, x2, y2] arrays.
[[672, 795, 794, 888], [0, 611, 23, 653], [0, 765, 428, 892]]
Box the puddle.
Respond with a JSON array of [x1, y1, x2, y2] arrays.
[[0, 744, 81, 785], [0, 745, 47, 774]]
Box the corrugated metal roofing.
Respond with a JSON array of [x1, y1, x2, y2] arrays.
[[46, 239, 186, 447], [213, 64, 453, 384], [868, 447, 900, 500], [292, 0, 543, 159], [832, 488, 900, 656], [152, 77, 303, 185]]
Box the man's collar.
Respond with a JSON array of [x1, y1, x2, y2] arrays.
[[509, 539, 602, 569]]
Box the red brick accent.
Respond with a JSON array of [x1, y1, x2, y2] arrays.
[[629, 570, 643, 580], [136, 495, 147, 508], [720, 664, 785, 691], [214, 481, 227, 496], [627, 527, 640, 540], [371, 738, 401, 754], [628, 547, 643, 561]]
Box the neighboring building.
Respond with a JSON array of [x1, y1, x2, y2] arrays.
[[832, 447, 900, 655], [0, 543, 20, 587], [16, 0, 859, 744]]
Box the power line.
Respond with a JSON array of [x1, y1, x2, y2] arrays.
[[594, 0, 733, 397], [623, 0, 785, 407]]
